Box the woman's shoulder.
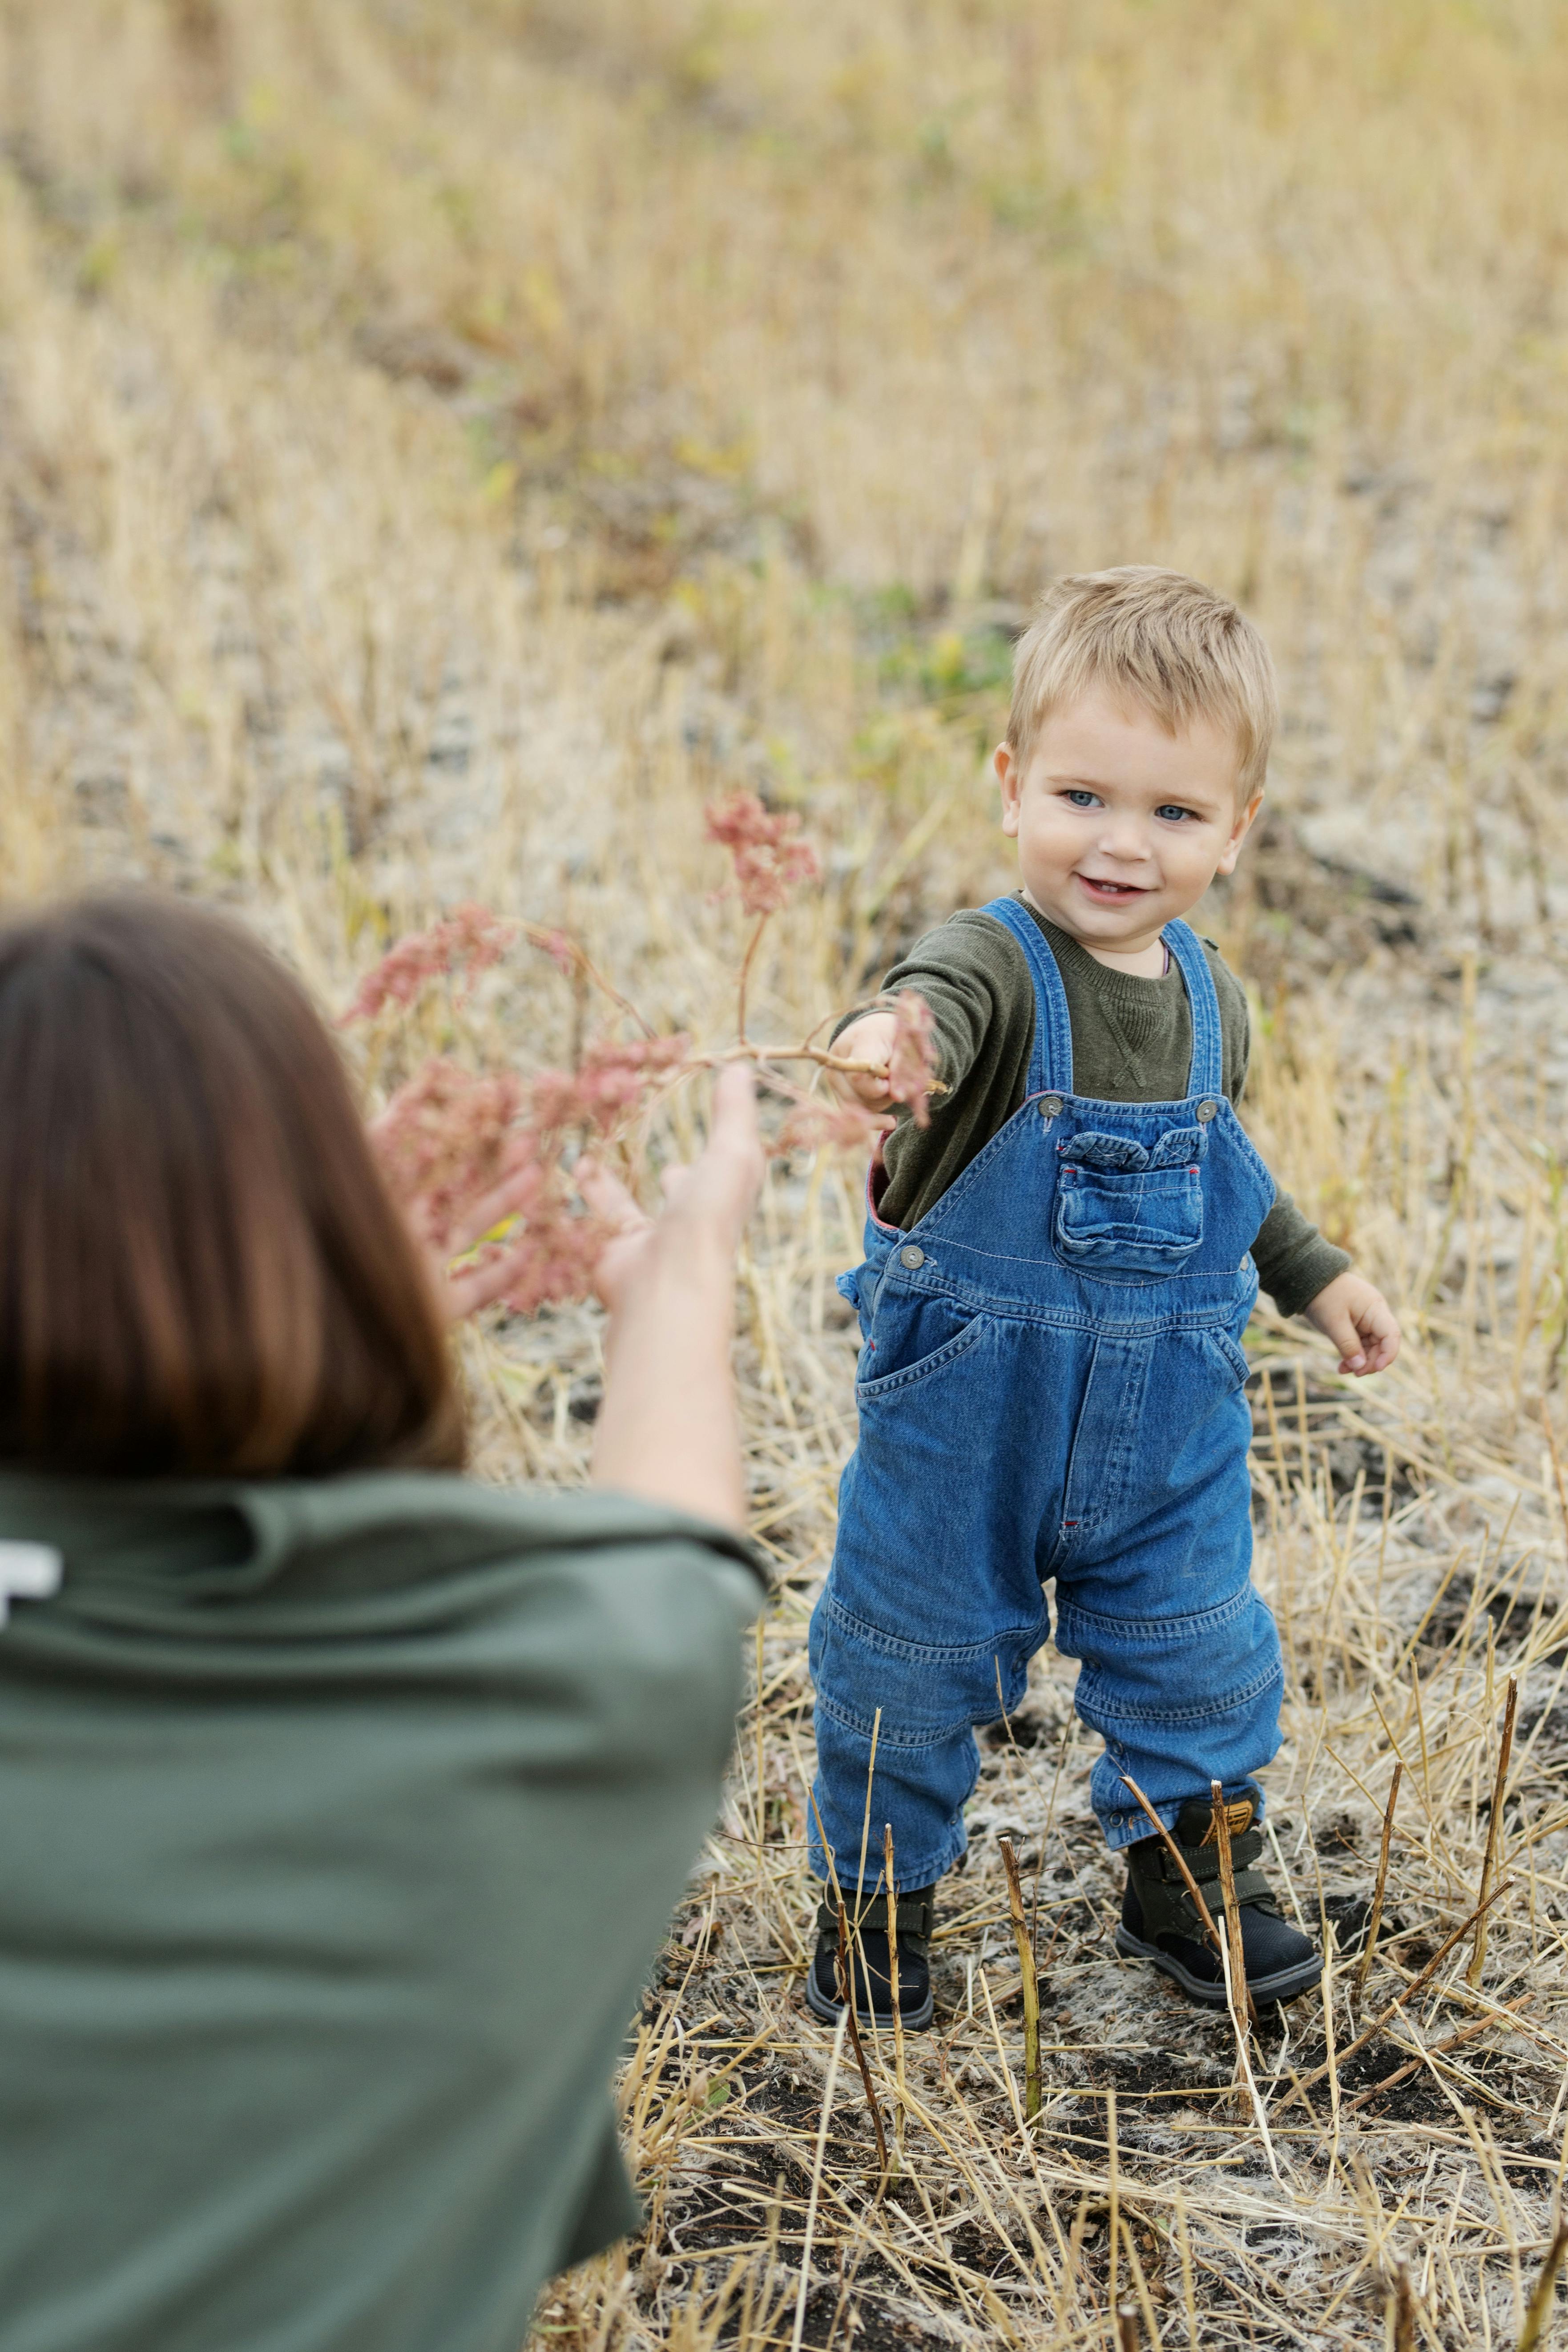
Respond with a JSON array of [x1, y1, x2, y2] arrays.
[[255, 1469, 761, 1570], [0, 1466, 766, 1638]]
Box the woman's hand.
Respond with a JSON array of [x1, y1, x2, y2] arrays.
[[1302, 1271, 1402, 1376], [579, 1065, 763, 1529], [404, 1146, 550, 1327], [575, 1062, 763, 1318]]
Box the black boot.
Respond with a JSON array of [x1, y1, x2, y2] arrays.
[[1116, 1796, 1320, 2008], [805, 1887, 936, 2029]]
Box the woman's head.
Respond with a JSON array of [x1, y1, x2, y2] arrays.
[[0, 892, 464, 1478]]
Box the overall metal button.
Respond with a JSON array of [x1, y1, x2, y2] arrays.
[[899, 1245, 925, 1269], [1197, 1098, 1219, 1122], [1040, 1094, 1064, 1118]]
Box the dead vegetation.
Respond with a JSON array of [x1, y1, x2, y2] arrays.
[[3, 4, 1568, 2344]]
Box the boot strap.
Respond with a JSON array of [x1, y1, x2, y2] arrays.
[[816, 1890, 934, 1945], [1163, 1859, 1274, 1912], [1165, 1832, 1265, 1889]]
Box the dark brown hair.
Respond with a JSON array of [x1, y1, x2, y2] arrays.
[[0, 892, 464, 1478]]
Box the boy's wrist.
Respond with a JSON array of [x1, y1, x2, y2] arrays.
[[1262, 1238, 1352, 1321]]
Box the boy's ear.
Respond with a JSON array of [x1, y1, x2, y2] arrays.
[[1215, 788, 1264, 876], [994, 742, 1022, 837]]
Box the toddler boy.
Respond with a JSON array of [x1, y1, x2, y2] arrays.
[[808, 568, 1399, 2026]]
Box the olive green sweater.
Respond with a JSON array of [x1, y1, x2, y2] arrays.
[[837, 896, 1347, 1318], [0, 1471, 765, 2352]]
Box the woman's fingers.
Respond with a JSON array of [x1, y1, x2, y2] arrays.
[[443, 1155, 538, 1259], [680, 1063, 763, 1232], [576, 1155, 652, 1235], [443, 1244, 530, 1323], [574, 1157, 656, 1313]]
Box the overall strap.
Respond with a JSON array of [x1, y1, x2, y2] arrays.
[[1161, 920, 1225, 1101], [981, 897, 1074, 1096]]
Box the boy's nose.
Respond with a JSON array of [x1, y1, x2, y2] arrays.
[[1096, 818, 1150, 862]]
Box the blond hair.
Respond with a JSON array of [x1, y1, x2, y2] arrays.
[[1006, 567, 1278, 803]]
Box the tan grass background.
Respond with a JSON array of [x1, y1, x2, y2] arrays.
[[4, 4, 1568, 2344]]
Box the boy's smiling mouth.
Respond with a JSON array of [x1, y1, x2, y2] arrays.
[[1075, 873, 1152, 902]]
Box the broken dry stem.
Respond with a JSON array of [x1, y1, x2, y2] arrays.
[[883, 1824, 907, 2178], [1117, 1772, 1224, 1957], [518, 922, 656, 1041], [788, 2010, 848, 2352], [1516, 2219, 1568, 2352], [998, 1836, 1041, 2121], [701, 1040, 950, 1093], [1391, 2266, 1416, 2352], [833, 1899, 889, 2187], [1467, 1672, 1518, 1989], [1212, 1779, 1260, 2036], [1354, 1758, 1402, 2003]]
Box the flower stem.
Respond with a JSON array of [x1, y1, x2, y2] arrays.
[[736, 912, 770, 1044]]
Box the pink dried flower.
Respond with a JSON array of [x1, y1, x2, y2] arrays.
[[704, 790, 821, 917], [532, 1033, 693, 1138], [536, 928, 576, 977], [490, 1215, 613, 1317], [370, 1031, 701, 1318], [339, 904, 516, 1026], [885, 991, 937, 1129], [370, 1059, 526, 1248], [775, 1098, 893, 1158], [447, 1173, 615, 1319], [371, 1057, 617, 1313]]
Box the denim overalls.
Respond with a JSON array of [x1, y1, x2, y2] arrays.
[[809, 899, 1284, 1893]]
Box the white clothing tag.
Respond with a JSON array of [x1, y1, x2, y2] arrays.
[[0, 1541, 64, 1625]]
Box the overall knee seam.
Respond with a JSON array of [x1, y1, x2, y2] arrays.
[[818, 1592, 1044, 1669], [1056, 1583, 1269, 1648], [1076, 1656, 1283, 1730], [814, 1687, 981, 1751]]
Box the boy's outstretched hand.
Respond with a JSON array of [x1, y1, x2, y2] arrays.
[[828, 1009, 899, 1111], [1302, 1271, 1401, 1376]]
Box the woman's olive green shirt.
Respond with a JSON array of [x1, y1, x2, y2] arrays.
[[0, 1471, 766, 2352]]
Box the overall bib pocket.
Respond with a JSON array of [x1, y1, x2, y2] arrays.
[[1054, 1125, 1206, 1276]]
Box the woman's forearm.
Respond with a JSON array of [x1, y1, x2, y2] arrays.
[[589, 1235, 746, 1530], [580, 1065, 761, 1532]]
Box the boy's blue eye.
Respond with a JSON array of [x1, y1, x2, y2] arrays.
[[1064, 789, 1100, 808], [1155, 803, 1197, 823]]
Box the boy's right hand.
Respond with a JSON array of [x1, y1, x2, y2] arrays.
[[830, 1010, 899, 1110], [1302, 1271, 1402, 1376]]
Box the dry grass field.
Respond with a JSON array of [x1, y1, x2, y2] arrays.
[[5, 4, 1568, 2345]]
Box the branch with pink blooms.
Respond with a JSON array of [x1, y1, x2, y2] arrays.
[[340, 794, 939, 1318]]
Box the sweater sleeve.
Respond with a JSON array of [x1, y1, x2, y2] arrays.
[[828, 914, 1040, 1230], [830, 912, 1032, 1107], [1252, 1198, 1352, 1317], [1215, 952, 1353, 1315]]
